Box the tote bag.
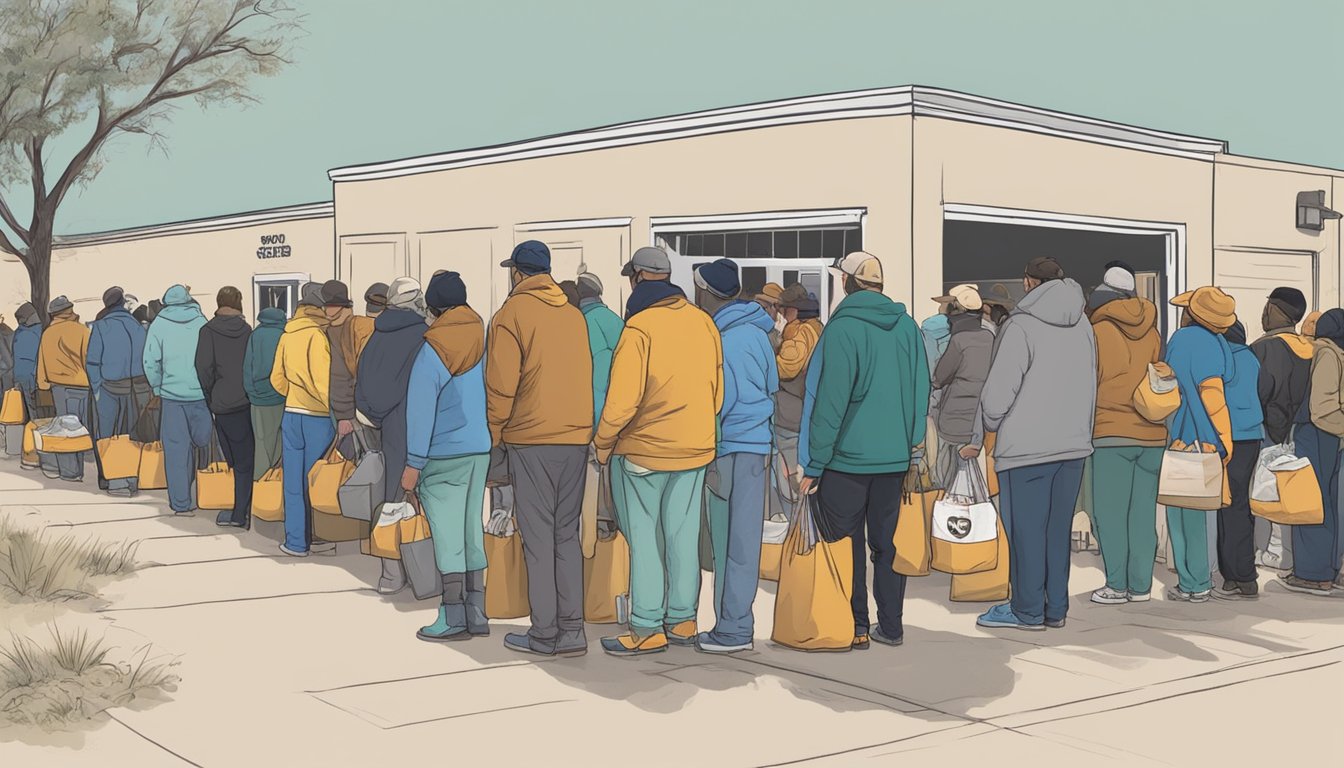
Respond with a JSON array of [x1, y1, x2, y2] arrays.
[[930, 459, 999, 575], [398, 496, 440, 601], [893, 457, 940, 577], [136, 441, 168, 491], [307, 438, 355, 516], [338, 429, 384, 522], [1250, 440, 1323, 525], [252, 465, 284, 522], [484, 527, 530, 619], [0, 388, 24, 425], [195, 434, 234, 511], [771, 496, 854, 652], [1157, 439, 1223, 511], [582, 530, 631, 623], [1133, 362, 1180, 423]]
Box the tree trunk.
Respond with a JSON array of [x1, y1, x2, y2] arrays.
[[24, 225, 53, 326]]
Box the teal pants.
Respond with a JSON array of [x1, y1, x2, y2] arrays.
[[417, 453, 490, 574], [612, 456, 705, 634], [1167, 506, 1212, 594], [1091, 446, 1163, 594]]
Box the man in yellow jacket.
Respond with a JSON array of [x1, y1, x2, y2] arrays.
[[37, 295, 92, 482], [771, 284, 823, 517], [270, 283, 334, 557], [488, 241, 594, 657], [596, 247, 723, 657]]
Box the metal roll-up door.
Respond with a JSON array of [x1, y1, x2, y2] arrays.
[[1214, 248, 1317, 326]]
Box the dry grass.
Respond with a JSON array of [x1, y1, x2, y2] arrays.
[[0, 625, 179, 729], [0, 516, 140, 603]]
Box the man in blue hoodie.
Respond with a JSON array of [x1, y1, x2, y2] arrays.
[[693, 258, 779, 653], [87, 287, 149, 495], [243, 306, 287, 480], [12, 302, 44, 422], [143, 285, 211, 514]]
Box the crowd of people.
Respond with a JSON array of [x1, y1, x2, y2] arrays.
[[2, 241, 1342, 658]]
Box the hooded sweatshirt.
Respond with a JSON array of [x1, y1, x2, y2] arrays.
[[775, 317, 823, 434], [713, 300, 779, 455], [356, 308, 428, 427], [195, 310, 253, 414], [1252, 325, 1314, 444], [1166, 323, 1234, 455], [978, 279, 1096, 473], [242, 308, 286, 408], [1308, 309, 1344, 437], [326, 312, 375, 421], [406, 306, 491, 467], [805, 290, 929, 477], [931, 311, 993, 444], [86, 307, 146, 393], [921, 314, 951, 370], [142, 286, 206, 401], [13, 317, 42, 390], [270, 305, 331, 416], [38, 313, 91, 390], [594, 293, 723, 471], [1090, 297, 1165, 445], [581, 298, 624, 424], [485, 273, 593, 446]]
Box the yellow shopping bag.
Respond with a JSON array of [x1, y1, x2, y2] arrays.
[[893, 462, 939, 577], [137, 441, 168, 490], [252, 466, 284, 522], [949, 518, 1010, 602], [484, 530, 530, 620], [1133, 362, 1180, 423], [0, 389, 24, 425], [96, 435, 142, 480], [771, 498, 854, 652], [582, 531, 630, 623], [307, 440, 355, 516], [196, 462, 235, 511], [21, 421, 39, 468]]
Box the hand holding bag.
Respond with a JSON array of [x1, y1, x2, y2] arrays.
[[930, 459, 1000, 575]]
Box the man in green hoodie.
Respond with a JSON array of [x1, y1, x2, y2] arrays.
[[799, 252, 929, 648], [143, 285, 210, 515], [243, 306, 287, 479]]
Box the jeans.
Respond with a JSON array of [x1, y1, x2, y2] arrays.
[[613, 457, 705, 635], [214, 410, 256, 526], [1001, 459, 1085, 625], [417, 453, 489, 574], [281, 412, 336, 552], [509, 444, 588, 651], [1291, 422, 1342, 583], [1091, 446, 1163, 595], [250, 404, 284, 482], [705, 452, 769, 645], [161, 399, 213, 512], [1217, 440, 1261, 584], [49, 385, 92, 481], [816, 468, 907, 638]]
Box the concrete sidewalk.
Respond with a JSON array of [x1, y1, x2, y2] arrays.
[[2, 459, 1342, 767]]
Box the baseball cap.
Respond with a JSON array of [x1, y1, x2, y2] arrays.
[[933, 284, 983, 311], [621, 246, 672, 277], [835, 251, 883, 285], [500, 240, 551, 274], [1025, 256, 1064, 281]]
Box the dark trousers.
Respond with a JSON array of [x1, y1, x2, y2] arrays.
[[1292, 422, 1342, 583], [816, 469, 907, 639], [509, 443, 588, 652], [214, 410, 256, 526], [1001, 459, 1085, 625], [1217, 440, 1261, 584]]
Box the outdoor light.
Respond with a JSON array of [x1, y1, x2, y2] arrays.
[[1296, 190, 1341, 231]]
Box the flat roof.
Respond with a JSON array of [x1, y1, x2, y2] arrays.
[[51, 201, 334, 249], [328, 85, 1232, 183]]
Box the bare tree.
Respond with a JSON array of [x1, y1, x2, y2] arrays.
[[0, 0, 301, 322]]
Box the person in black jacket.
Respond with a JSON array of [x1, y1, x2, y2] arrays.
[[195, 286, 255, 529], [1250, 287, 1313, 570]]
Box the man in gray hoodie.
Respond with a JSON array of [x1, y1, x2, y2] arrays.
[[965, 256, 1096, 632], [931, 284, 993, 489]]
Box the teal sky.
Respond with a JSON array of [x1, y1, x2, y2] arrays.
[[35, 0, 1344, 235]]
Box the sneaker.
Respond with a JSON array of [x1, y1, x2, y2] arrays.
[[601, 631, 669, 657], [1044, 617, 1066, 629], [1213, 580, 1259, 600], [665, 620, 697, 647], [278, 543, 309, 557], [851, 634, 870, 650], [1165, 586, 1211, 603], [1279, 575, 1334, 596], [1127, 591, 1152, 603], [695, 632, 752, 654], [310, 539, 337, 555], [871, 627, 904, 646], [976, 603, 1045, 632], [1090, 586, 1129, 605], [504, 632, 554, 656]]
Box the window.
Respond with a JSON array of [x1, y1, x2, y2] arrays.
[[253, 275, 307, 321], [657, 226, 861, 259]]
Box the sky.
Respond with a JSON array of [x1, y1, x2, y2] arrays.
[[20, 0, 1344, 235]]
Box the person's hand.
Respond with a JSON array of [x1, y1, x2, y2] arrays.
[[400, 466, 420, 493], [337, 419, 354, 437], [799, 476, 819, 496], [959, 445, 982, 460]]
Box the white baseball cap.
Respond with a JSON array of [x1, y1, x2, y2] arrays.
[[933, 284, 983, 311], [835, 251, 883, 285]]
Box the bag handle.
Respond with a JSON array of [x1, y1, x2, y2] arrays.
[[957, 457, 992, 504]]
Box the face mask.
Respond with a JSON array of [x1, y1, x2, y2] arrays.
[[774, 314, 787, 334]]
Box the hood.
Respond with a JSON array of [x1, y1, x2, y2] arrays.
[[257, 307, 287, 328], [423, 305, 486, 376], [162, 285, 194, 307], [714, 300, 775, 334], [920, 313, 950, 340], [285, 305, 328, 333], [155, 301, 205, 325], [1314, 308, 1344, 351], [512, 273, 569, 308], [1015, 278, 1086, 328], [1090, 297, 1157, 340], [96, 306, 134, 325], [1270, 329, 1316, 361], [207, 313, 251, 339], [831, 290, 907, 332], [948, 311, 983, 336], [626, 279, 687, 319], [375, 306, 428, 333]]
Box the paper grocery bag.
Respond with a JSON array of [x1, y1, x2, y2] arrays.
[[195, 461, 235, 511], [771, 499, 854, 652], [582, 531, 630, 623], [484, 530, 530, 619], [307, 440, 355, 516], [137, 441, 168, 490], [96, 435, 141, 480], [252, 466, 284, 522]]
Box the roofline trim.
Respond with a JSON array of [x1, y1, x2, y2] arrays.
[[52, 202, 334, 249]]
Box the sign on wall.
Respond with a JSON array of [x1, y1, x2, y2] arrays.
[[257, 234, 291, 259]]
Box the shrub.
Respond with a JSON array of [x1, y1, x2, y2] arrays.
[[0, 516, 139, 603]]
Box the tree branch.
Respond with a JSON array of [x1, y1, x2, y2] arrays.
[[0, 222, 23, 260], [0, 191, 30, 245]]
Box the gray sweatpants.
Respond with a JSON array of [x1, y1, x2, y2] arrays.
[[509, 443, 588, 652]]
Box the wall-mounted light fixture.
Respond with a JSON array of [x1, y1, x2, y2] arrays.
[[1297, 190, 1341, 231]]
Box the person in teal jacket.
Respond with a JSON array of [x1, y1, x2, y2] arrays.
[[577, 273, 624, 423], [243, 307, 287, 479], [143, 285, 210, 514]]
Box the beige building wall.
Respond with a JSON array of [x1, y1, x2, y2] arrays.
[[334, 117, 914, 317]]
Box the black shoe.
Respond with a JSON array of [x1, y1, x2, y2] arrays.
[[871, 627, 904, 646], [504, 632, 554, 656], [1214, 580, 1258, 600], [1045, 617, 1066, 628]]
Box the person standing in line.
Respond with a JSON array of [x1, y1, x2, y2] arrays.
[[195, 287, 255, 529], [1212, 320, 1264, 599], [356, 277, 431, 594], [1085, 264, 1165, 605], [487, 241, 594, 657], [271, 283, 335, 557], [930, 284, 993, 490], [799, 251, 929, 648], [596, 246, 722, 657], [0, 310, 13, 393], [13, 302, 44, 424], [755, 282, 785, 352], [143, 286, 210, 512], [771, 284, 823, 519], [321, 280, 374, 449], [401, 272, 492, 641], [243, 306, 287, 481], [577, 272, 624, 547], [692, 258, 777, 654], [87, 287, 149, 496], [965, 256, 1095, 630], [1251, 288, 1313, 572], [1281, 308, 1344, 595], [363, 283, 389, 320], [558, 279, 582, 309], [37, 296, 93, 483]]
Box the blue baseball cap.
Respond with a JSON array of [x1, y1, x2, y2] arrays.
[[693, 258, 741, 299], [501, 240, 551, 275]]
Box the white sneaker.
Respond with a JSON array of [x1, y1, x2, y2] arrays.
[[1165, 586, 1210, 603], [1126, 591, 1152, 603], [1090, 587, 1129, 605]]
